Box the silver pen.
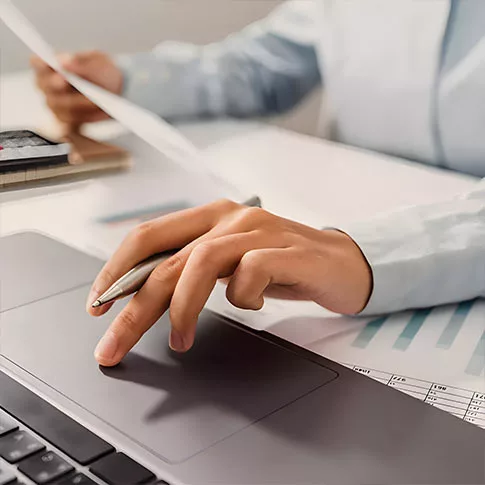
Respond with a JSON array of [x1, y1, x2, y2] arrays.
[[92, 196, 262, 308]]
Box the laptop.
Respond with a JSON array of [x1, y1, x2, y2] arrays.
[[0, 231, 483, 485]]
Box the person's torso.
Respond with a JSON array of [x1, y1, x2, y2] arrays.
[[316, 0, 485, 177]]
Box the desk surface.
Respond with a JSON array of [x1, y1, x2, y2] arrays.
[[1, 70, 484, 425]]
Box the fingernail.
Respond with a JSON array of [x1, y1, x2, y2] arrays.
[[95, 332, 118, 364], [169, 330, 186, 353], [86, 288, 99, 311]]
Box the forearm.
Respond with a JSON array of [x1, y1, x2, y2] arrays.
[[344, 179, 485, 315], [116, 1, 321, 120]]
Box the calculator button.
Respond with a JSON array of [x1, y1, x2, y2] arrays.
[[0, 431, 44, 463], [19, 450, 73, 484], [55, 473, 97, 485], [90, 452, 155, 485], [0, 465, 16, 485], [0, 411, 18, 437]]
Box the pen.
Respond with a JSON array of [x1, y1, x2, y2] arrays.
[[92, 196, 262, 308]]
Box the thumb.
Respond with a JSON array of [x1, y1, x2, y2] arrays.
[[58, 51, 122, 94], [58, 52, 97, 78]]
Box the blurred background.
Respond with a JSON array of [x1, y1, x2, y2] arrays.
[[0, 0, 320, 134]]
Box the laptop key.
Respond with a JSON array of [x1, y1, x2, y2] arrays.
[[0, 411, 18, 437], [19, 450, 73, 484], [0, 372, 114, 465], [90, 452, 155, 485], [55, 473, 97, 485], [0, 430, 45, 463], [0, 466, 16, 485]]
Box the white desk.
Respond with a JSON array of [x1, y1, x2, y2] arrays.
[[2, 70, 484, 428], [1, 70, 477, 224]]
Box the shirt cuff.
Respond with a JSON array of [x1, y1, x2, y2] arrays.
[[339, 223, 398, 316], [338, 215, 430, 317]]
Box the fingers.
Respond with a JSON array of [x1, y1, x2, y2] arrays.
[[94, 230, 284, 366], [59, 51, 100, 77], [45, 92, 106, 124], [87, 200, 239, 316], [226, 248, 303, 307], [91, 202, 292, 365], [31, 52, 95, 74], [35, 72, 72, 94], [60, 50, 124, 95], [32, 57, 71, 95], [225, 249, 275, 310], [94, 249, 186, 366], [90, 202, 374, 366], [32, 54, 71, 88], [32, 55, 104, 125], [32, 50, 122, 126], [30, 55, 53, 74], [169, 231, 285, 352]]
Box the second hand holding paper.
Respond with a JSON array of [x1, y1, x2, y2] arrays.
[[0, 0, 244, 198]]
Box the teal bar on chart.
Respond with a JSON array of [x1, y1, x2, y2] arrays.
[[352, 317, 388, 349], [393, 308, 433, 351], [437, 300, 474, 349], [465, 330, 485, 377]]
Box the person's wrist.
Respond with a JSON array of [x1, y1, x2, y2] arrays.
[[111, 67, 124, 95], [113, 55, 133, 97], [321, 229, 374, 314]]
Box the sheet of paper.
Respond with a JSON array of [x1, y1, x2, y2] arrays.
[[0, 165, 223, 256], [341, 362, 485, 430], [0, 0, 237, 196]]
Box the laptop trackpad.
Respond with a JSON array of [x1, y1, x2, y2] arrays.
[[1, 286, 336, 463]]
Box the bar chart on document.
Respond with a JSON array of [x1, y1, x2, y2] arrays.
[[335, 299, 485, 429], [207, 286, 485, 429], [300, 299, 484, 428]]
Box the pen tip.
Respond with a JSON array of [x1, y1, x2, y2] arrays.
[[92, 300, 102, 308]]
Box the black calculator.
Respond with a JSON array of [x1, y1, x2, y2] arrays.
[[0, 130, 70, 173]]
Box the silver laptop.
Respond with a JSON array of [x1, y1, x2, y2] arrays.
[[0, 232, 483, 485]]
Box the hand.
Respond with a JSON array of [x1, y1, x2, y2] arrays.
[[87, 200, 372, 367], [31, 50, 123, 130]]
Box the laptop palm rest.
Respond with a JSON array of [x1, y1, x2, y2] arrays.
[[1, 265, 336, 464]]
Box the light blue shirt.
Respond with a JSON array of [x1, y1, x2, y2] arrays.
[[118, 0, 485, 315]]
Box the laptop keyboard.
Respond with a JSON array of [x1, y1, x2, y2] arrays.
[[0, 371, 168, 485]]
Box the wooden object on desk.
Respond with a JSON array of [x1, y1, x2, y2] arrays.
[[0, 132, 132, 188]]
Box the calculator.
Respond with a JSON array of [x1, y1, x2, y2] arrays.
[[0, 130, 70, 173]]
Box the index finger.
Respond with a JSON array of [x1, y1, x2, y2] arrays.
[[87, 199, 238, 315], [30, 55, 54, 74]]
